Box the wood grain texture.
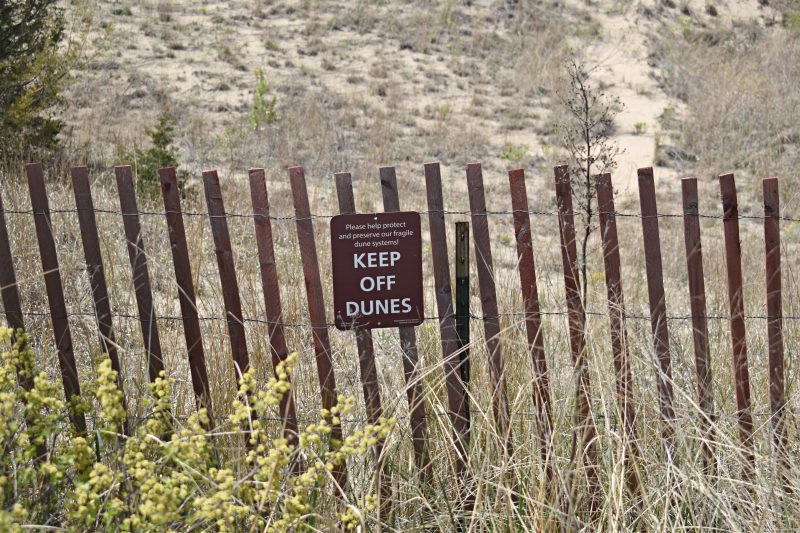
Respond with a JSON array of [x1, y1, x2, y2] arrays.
[[465, 162, 512, 456], [289, 165, 346, 490], [508, 168, 553, 470], [680, 177, 716, 472], [71, 166, 128, 433], [636, 166, 675, 458], [248, 168, 298, 446], [115, 165, 164, 382], [159, 167, 213, 421], [26, 163, 86, 432], [596, 172, 640, 497], [719, 172, 755, 473]]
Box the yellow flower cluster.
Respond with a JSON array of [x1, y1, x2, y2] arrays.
[[0, 327, 397, 532], [340, 494, 379, 531], [93, 358, 126, 433]]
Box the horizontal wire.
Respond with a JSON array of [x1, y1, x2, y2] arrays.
[[2, 206, 799, 223], [9, 308, 800, 330], [87, 409, 787, 428]]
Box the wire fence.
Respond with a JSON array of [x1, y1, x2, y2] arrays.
[[3, 206, 800, 223], [1, 162, 795, 499], [9, 308, 800, 330]]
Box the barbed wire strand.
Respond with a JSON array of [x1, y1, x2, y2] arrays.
[[85, 408, 786, 427], [9, 308, 800, 329], [2, 206, 800, 223]]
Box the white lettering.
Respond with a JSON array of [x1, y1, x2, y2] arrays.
[[352, 251, 402, 269], [343, 298, 415, 317], [359, 275, 397, 292], [346, 301, 360, 316], [360, 277, 375, 292]]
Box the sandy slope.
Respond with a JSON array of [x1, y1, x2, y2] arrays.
[[60, 0, 775, 195]]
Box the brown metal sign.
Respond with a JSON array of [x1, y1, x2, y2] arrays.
[[331, 211, 424, 330]]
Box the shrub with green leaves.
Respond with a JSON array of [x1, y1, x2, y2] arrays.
[[0, 327, 393, 531], [250, 68, 278, 130], [0, 1, 73, 157], [131, 112, 184, 195]]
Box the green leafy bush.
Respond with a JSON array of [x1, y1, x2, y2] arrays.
[[0, 1, 74, 157], [499, 143, 528, 162], [131, 112, 184, 196], [250, 68, 278, 130]]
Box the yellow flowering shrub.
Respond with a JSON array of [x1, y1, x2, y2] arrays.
[[0, 328, 395, 531]]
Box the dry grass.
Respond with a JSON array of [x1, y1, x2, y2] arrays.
[[3, 0, 800, 529], [650, 11, 800, 184], [1, 159, 799, 529]]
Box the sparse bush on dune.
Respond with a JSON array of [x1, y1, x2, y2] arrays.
[[651, 17, 800, 181], [128, 111, 186, 196]]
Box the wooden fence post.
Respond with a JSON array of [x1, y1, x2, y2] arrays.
[[248, 168, 299, 447], [596, 172, 641, 497], [378, 166, 431, 482], [202, 170, 250, 382], [0, 184, 48, 462], [25, 163, 87, 433], [508, 168, 554, 472], [114, 165, 164, 382], [454, 221, 471, 419], [159, 167, 214, 422], [71, 166, 128, 433], [334, 171, 390, 517], [464, 162, 513, 457], [553, 164, 601, 517], [0, 188, 28, 368], [288, 165, 347, 491], [636, 167, 676, 459], [423, 162, 470, 485], [680, 177, 716, 472], [718, 173, 755, 474], [762, 177, 789, 482]]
